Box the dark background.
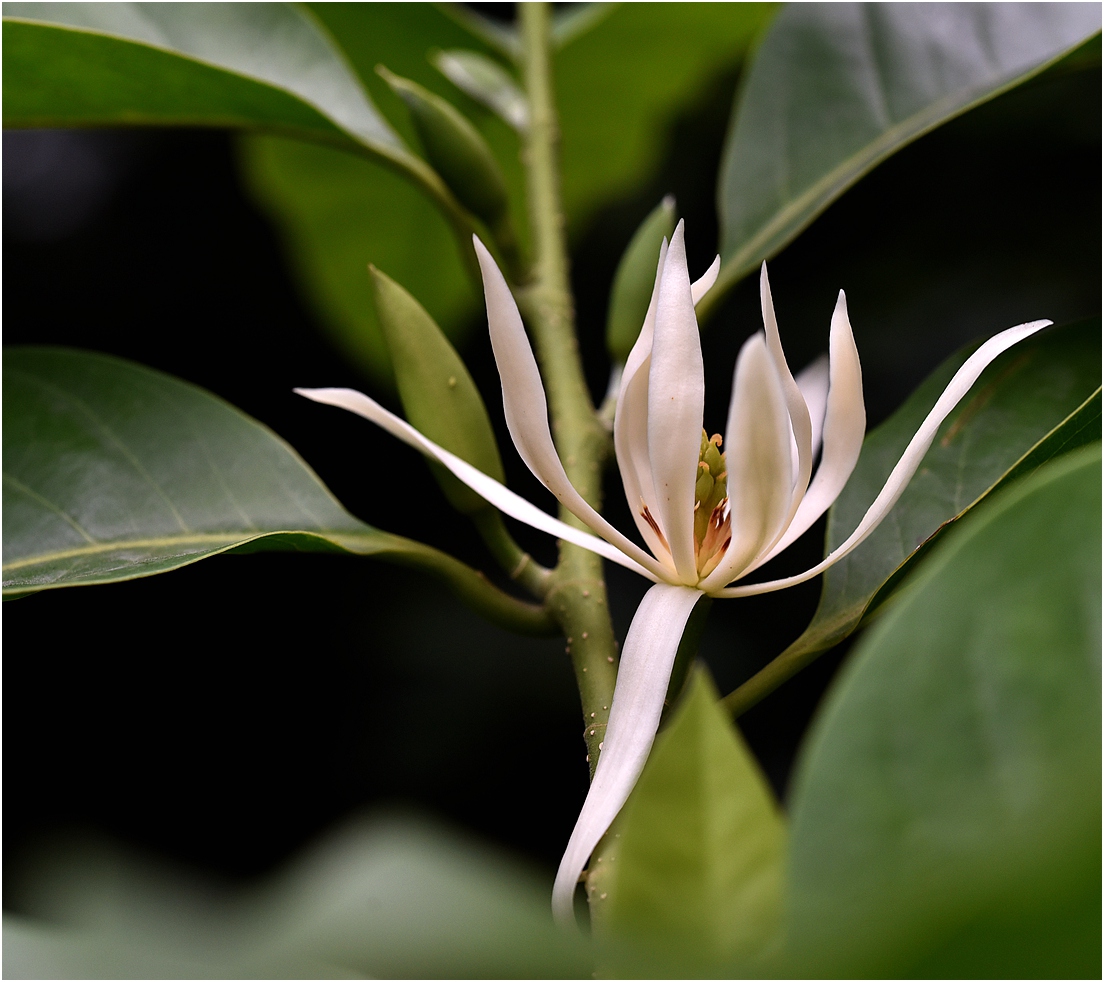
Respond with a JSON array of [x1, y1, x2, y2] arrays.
[[3, 45, 1099, 899]]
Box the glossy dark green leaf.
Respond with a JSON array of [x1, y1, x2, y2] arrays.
[[2, 5, 482, 384], [785, 445, 1101, 977], [705, 4, 1101, 313], [2, 2, 410, 163], [2, 348, 552, 633], [370, 266, 505, 515], [602, 670, 784, 970], [725, 319, 1101, 716]]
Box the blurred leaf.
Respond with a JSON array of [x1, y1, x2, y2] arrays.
[[725, 319, 1102, 716], [243, 4, 773, 383], [1, 348, 553, 632], [2, 2, 409, 163], [602, 670, 785, 971], [706, 4, 1101, 313], [437, 3, 521, 61], [432, 48, 529, 132], [240, 4, 513, 385], [552, 3, 618, 49], [4, 815, 593, 979], [371, 266, 505, 515], [241, 135, 478, 387], [785, 445, 1102, 977], [556, 3, 776, 230]]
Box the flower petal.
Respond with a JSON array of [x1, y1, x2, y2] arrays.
[[760, 264, 814, 514], [552, 582, 704, 927], [614, 240, 674, 569], [472, 237, 671, 581], [796, 354, 831, 458], [762, 290, 864, 562], [711, 319, 1052, 597], [295, 386, 662, 581], [690, 255, 721, 306], [787, 354, 830, 477], [647, 222, 705, 584], [699, 332, 794, 592]]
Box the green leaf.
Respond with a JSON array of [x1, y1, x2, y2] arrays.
[[601, 669, 785, 970], [2, 2, 408, 162], [725, 319, 1102, 716], [3, 816, 593, 978], [785, 445, 1101, 977], [2, 347, 553, 633], [705, 4, 1101, 313], [370, 266, 505, 515]]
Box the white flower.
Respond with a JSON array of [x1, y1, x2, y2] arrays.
[[296, 222, 1049, 925]]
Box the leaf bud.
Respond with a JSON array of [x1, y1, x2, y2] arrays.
[[377, 65, 510, 229], [370, 265, 505, 515]]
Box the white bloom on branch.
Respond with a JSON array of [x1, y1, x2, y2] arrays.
[[297, 222, 1048, 926]]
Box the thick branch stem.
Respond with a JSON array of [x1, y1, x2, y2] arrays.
[[517, 2, 618, 783]]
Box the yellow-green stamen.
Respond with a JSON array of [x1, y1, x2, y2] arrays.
[[694, 430, 727, 548]]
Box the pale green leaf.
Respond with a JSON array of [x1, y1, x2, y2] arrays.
[[602, 670, 785, 972], [4, 816, 592, 978]]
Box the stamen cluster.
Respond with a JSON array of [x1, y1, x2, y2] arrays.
[[694, 430, 730, 577]]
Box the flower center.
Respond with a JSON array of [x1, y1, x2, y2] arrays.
[[694, 430, 731, 577]]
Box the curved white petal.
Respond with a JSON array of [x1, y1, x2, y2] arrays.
[[710, 318, 1051, 597], [690, 255, 720, 306], [552, 582, 703, 927], [796, 354, 830, 459], [295, 387, 662, 582], [647, 223, 705, 584], [699, 333, 794, 592], [760, 265, 814, 530], [614, 240, 673, 568], [763, 290, 865, 562], [472, 238, 671, 580]]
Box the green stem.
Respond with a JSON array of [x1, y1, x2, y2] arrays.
[[721, 640, 828, 718], [470, 507, 552, 598], [517, 2, 618, 780], [334, 530, 557, 636]]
